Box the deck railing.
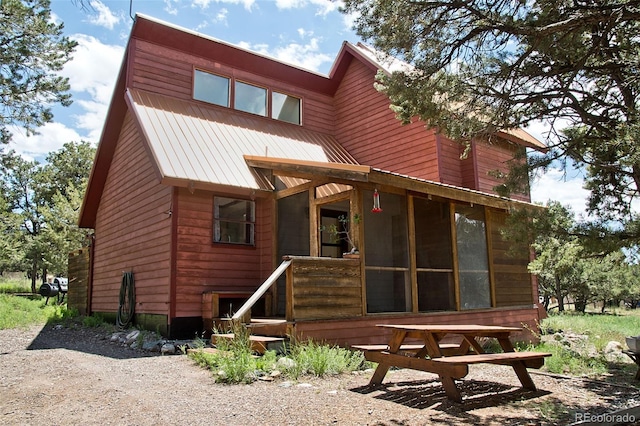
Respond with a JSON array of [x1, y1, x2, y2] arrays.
[[231, 258, 292, 321], [284, 256, 362, 321], [231, 256, 363, 322]]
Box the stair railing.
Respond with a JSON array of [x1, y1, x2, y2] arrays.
[[231, 258, 292, 321]]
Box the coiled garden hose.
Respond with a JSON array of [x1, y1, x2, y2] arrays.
[[116, 271, 135, 328]]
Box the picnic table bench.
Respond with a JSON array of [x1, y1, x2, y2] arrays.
[[623, 350, 640, 380], [355, 324, 552, 402]]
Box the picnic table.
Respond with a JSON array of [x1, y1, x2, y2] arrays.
[[354, 324, 551, 402], [623, 350, 640, 380]]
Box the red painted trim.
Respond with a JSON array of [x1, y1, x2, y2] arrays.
[[435, 133, 443, 182], [87, 233, 95, 315], [471, 141, 480, 190], [169, 187, 178, 322], [78, 48, 130, 228]]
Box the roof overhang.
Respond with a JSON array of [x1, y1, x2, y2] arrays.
[[244, 155, 371, 182], [245, 156, 541, 211], [499, 128, 547, 151]]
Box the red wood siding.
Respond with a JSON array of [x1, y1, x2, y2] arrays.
[[334, 59, 440, 181], [92, 113, 173, 315], [460, 143, 477, 189], [489, 210, 535, 307], [474, 140, 531, 201], [294, 307, 542, 347], [174, 189, 273, 318], [436, 135, 464, 186], [129, 39, 335, 135]]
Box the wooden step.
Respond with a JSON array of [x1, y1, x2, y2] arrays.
[[247, 318, 289, 337], [211, 333, 285, 355]]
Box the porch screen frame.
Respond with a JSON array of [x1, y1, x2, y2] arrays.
[[452, 202, 495, 310]]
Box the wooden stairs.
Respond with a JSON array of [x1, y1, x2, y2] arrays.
[[211, 318, 289, 355]]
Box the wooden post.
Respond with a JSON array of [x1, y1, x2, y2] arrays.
[[286, 259, 294, 321], [407, 195, 418, 313]]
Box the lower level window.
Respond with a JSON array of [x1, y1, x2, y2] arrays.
[[214, 197, 255, 245]]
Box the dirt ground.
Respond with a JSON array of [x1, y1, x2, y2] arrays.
[[1, 322, 639, 425]]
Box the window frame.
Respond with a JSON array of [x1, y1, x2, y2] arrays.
[[193, 69, 231, 108], [234, 80, 268, 117], [192, 69, 303, 125], [213, 196, 256, 246], [271, 90, 302, 125]]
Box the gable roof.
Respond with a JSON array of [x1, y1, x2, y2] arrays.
[[79, 14, 544, 228]]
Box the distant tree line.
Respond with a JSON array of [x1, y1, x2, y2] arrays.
[[0, 142, 95, 292], [506, 201, 640, 312], [1, 0, 84, 292]]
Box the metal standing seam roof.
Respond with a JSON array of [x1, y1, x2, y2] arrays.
[[126, 88, 541, 209], [125, 89, 360, 191]]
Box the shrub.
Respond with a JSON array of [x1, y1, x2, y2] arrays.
[[286, 339, 367, 379], [187, 323, 369, 383]]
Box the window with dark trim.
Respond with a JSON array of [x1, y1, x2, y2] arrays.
[[193, 70, 230, 107], [235, 81, 267, 116], [193, 70, 301, 124], [272, 91, 301, 124], [213, 197, 255, 245]]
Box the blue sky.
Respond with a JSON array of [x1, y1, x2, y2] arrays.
[[8, 0, 591, 216]]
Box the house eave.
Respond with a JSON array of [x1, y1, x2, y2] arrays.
[[244, 156, 542, 211]]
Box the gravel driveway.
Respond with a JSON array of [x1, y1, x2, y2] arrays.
[[1, 322, 639, 425]]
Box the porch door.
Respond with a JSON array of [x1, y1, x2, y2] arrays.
[[454, 204, 492, 309], [363, 190, 410, 313], [320, 209, 349, 258], [276, 192, 310, 316]]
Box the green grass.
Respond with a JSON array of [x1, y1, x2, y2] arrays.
[[534, 341, 609, 376], [188, 320, 370, 383], [524, 310, 640, 377], [0, 294, 76, 329], [540, 310, 640, 351], [0, 275, 32, 294], [285, 339, 367, 379]]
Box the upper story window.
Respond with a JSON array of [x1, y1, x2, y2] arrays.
[[193, 70, 230, 107], [272, 92, 301, 125], [235, 81, 267, 116], [193, 69, 301, 125], [213, 197, 255, 245]]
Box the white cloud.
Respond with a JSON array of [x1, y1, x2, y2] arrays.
[[240, 39, 333, 72], [193, 0, 212, 9], [310, 0, 342, 16], [207, 0, 255, 11], [10, 34, 124, 161], [164, 0, 179, 15], [275, 0, 299, 8], [214, 8, 229, 24], [62, 35, 124, 107], [273, 40, 333, 71], [530, 168, 591, 219], [298, 28, 312, 38], [74, 100, 109, 142], [275, 0, 341, 16], [8, 123, 83, 162], [341, 6, 359, 32], [87, 0, 121, 30]]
